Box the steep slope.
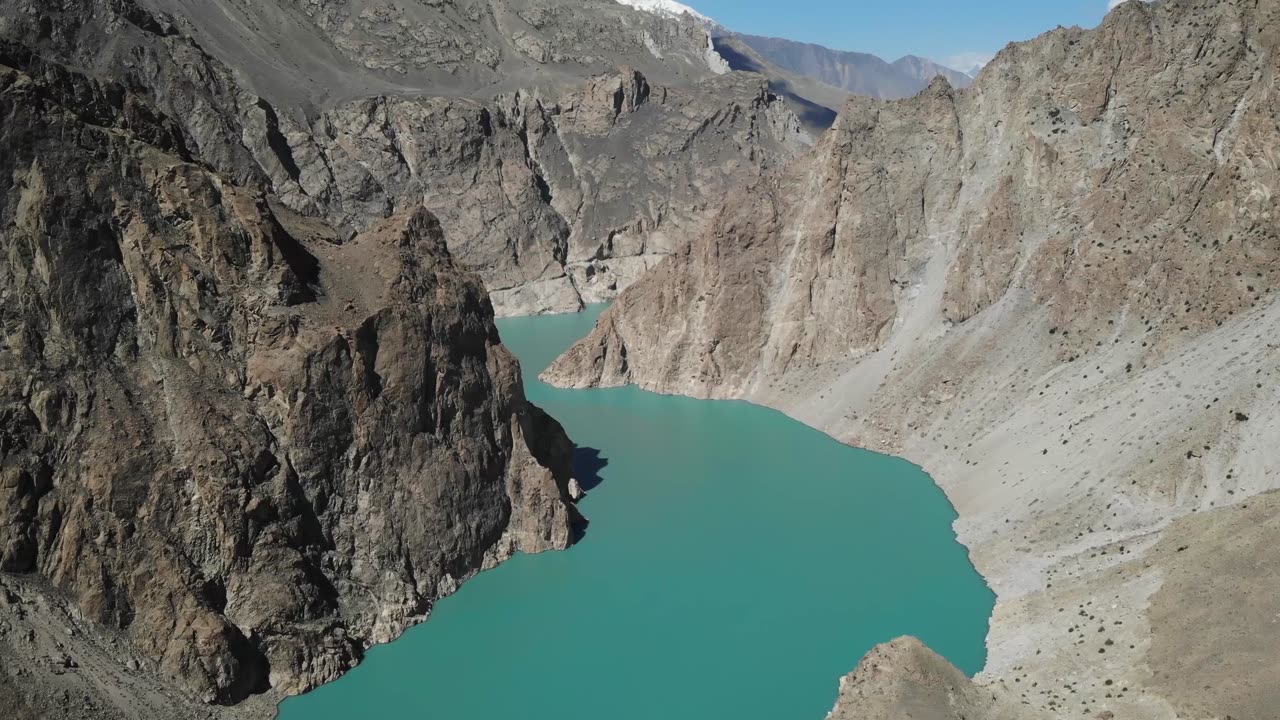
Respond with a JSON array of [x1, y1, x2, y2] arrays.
[[0, 0, 804, 317], [824, 638, 1035, 720], [546, 0, 1280, 717], [144, 0, 727, 106], [725, 32, 973, 99], [890, 54, 975, 88], [0, 41, 581, 718], [271, 67, 807, 316]]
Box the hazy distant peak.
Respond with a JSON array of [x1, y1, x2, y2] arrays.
[[891, 54, 972, 87], [937, 51, 996, 77]]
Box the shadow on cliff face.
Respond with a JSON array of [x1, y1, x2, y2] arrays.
[[570, 447, 607, 543], [573, 447, 608, 492]]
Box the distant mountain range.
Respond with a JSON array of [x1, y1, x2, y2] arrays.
[[612, 2, 977, 130], [719, 32, 973, 100], [706, 31, 974, 133]]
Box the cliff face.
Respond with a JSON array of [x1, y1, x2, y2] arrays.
[[547, 0, 1280, 717], [267, 68, 806, 316], [0, 44, 579, 713], [0, 0, 805, 318], [165, 0, 726, 100]]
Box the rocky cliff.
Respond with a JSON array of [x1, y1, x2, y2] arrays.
[[0, 40, 581, 717], [266, 67, 806, 316], [0, 0, 806, 318], [546, 0, 1280, 717]]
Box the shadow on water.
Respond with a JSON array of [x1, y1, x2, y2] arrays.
[[569, 446, 608, 542], [572, 446, 608, 491]]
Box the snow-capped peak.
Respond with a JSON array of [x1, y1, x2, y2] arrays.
[[615, 0, 710, 23]]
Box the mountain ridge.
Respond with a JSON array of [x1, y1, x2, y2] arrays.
[[723, 32, 973, 99]]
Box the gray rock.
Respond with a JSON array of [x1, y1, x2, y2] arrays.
[[255, 67, 807, 316]]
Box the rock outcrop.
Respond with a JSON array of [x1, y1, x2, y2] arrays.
[[824, 638, 1034, 720], [0, 43, 580, 715], [547, 0, 1280, 717]]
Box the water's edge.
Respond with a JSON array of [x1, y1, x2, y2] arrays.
[[276, 305, 994, 720]]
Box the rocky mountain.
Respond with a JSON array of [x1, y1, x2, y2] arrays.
[[150, 0, 727, 105], [546, 0, 1280, 718], [0, 2, 690, 717], [276, 67, 806, 317], [890, 54, 974, 88], [615, 0, 710, 23], [0, 0, 806, 319], [0, 0, 810, 714], [0, 37, 586, 716], [721, 32, 973, 100]]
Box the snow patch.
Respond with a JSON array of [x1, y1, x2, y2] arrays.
[[615, 0, 726, 74], [615, 0, 709, 22]]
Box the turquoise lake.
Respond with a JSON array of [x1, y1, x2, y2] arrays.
[[277, 305, 993, 720]]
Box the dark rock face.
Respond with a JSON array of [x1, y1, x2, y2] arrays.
[[0, 45, 579, 707]]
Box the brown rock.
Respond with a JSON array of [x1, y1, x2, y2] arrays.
[[0, 50, 580, 707]]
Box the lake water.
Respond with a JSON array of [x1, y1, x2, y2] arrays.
[[277, 305, 993, 720]]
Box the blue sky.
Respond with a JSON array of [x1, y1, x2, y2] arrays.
[[685, 0, 1128, 70]]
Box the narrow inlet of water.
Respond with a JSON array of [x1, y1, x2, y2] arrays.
[[277, 305, 993, 720]]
